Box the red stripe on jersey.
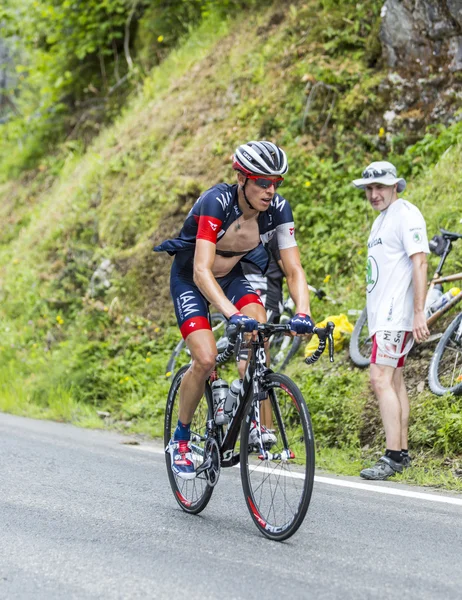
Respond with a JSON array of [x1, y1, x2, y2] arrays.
[[180, 316, 212, 339], [235, 294, 263, 310], [197, 215, 222, 243]]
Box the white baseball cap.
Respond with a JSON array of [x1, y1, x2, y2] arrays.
[[352, 161, 406, 192]]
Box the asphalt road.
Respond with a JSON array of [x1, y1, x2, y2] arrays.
[[1, 413, 462, 600]]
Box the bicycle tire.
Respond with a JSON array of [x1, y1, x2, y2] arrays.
[[164, 364, 215, 514], [349, 307, 372, 368], [240, 372, 315, 541], [428, 312, 462, 396]]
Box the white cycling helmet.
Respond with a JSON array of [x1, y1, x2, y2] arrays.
[[233, 141, 288, 176]]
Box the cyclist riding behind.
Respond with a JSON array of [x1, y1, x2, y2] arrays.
[[155, 141, 314, 479], [242, 234, 285, 323]]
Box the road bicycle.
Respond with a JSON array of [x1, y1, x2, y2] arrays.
[[349, 229, 462, 388], [164, 292, 323, 379], [164, 320, 335, 541]]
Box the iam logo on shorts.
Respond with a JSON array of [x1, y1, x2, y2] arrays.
[[366, 256, 378, 293]]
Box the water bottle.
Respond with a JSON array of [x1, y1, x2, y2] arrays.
[[224, 379, 242, 421], [425, 284, 443, 317], [211, 379, 229, 425], [430, 287, 461, 313]]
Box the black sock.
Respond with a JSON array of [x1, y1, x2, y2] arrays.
[[385, 449, 403, 463], [401, 449, 409, 457]]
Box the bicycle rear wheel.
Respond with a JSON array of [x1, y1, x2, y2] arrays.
[[240, 373, 315, 541], [428, 312, 462, 396], [164, 365, 214, 513], [270, 314, 302, 372], [349, 307, 372, 368]]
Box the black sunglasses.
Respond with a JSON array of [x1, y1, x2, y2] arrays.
[[362, 168, 394, 179]]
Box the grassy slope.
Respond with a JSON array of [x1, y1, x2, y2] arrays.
[[1, 0, 462, 488]]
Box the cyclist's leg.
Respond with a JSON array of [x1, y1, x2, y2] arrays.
[[224, 273, 266, 379], [170, 261, 216, 437]]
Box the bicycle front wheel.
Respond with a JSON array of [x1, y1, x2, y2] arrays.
[[164, 365, 214, 513], [349, 307, 372, 368], [240, 373, 315, 541], [428, 312, 462, 396]]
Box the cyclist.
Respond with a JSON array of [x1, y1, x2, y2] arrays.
[[352, 160, 430, 480], [242, 234, 285, 323], [155, 140, 314, 479]]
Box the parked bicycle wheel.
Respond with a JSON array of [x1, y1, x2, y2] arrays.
[[240, 372, 315, 541], [428, 312, 462, 396], [165, 313, 227, 379], [349, 307, 372, 368], [164, 365, 215, 513], [269, 311, 302, 372]]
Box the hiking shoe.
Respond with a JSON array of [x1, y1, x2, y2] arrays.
[[360, 455, 403, 481], [402, 454, 412, 468], [166, 438, 196, 480], [248, 421, 277, 448]]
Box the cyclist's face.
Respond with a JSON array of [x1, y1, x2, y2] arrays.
[[365, 183, 397, 212], [237, 173, 280, 211]]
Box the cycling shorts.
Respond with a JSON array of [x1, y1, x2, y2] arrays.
[[371, 330, 413, 368], [171, 254, 263, 339]]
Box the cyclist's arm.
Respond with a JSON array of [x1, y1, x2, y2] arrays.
[[411, 251, 429, 342], [279, 246, 311, 316], [193, 239, 238, 319]]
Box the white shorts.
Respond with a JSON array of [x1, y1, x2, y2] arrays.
[[371, 330, 413, 368]]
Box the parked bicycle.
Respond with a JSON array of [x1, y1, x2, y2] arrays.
[[349, 228, 462, 395], [164, 320, 335, 541]]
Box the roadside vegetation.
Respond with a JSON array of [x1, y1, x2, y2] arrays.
[[1, 0, 461, 490]]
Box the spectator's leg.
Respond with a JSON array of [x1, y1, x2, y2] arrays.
[[393, 367, 409, 450], [370, 363, 401, 450]]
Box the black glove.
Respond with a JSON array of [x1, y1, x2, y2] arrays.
[[289, 313, 314, 335]]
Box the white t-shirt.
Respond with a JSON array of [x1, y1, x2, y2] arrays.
[[366, 198, 429, 336]]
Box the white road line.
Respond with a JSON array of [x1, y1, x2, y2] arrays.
[[314, 475, 462, 507], [131, 444, 462, 507]]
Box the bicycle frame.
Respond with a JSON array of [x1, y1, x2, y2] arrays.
[[426, 238, 462, 327], [211, 334, 268, 468]]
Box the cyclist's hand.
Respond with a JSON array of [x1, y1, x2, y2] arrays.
[[289, 313, 314, 336], [413, 310, 429, 343], [228, 312, 258, 333]]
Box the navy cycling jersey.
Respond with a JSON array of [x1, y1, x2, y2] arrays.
[[154, 183, 297, 273]]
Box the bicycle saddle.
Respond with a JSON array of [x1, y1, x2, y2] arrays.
[[440, 228, 462, 241]]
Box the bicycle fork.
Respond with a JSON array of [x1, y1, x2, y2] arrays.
[[254, 381, 295, 463]]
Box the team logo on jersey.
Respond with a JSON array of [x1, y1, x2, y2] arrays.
[[289, 227, 295, 235], [413, 232, 422, 243], [366, 256, 378, 293], [208, 221, 218, 231], [272, 195, 286, 212]]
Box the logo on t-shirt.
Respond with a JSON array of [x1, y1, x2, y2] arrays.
[[366, 256, 379, 293], [413, 231, 422, 243]]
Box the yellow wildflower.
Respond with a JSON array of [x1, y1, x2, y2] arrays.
[[157, 35, 164, 43], [304, 181, 311, 187], [323, 274, 331, 284], [378, 127, 385, 138]]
